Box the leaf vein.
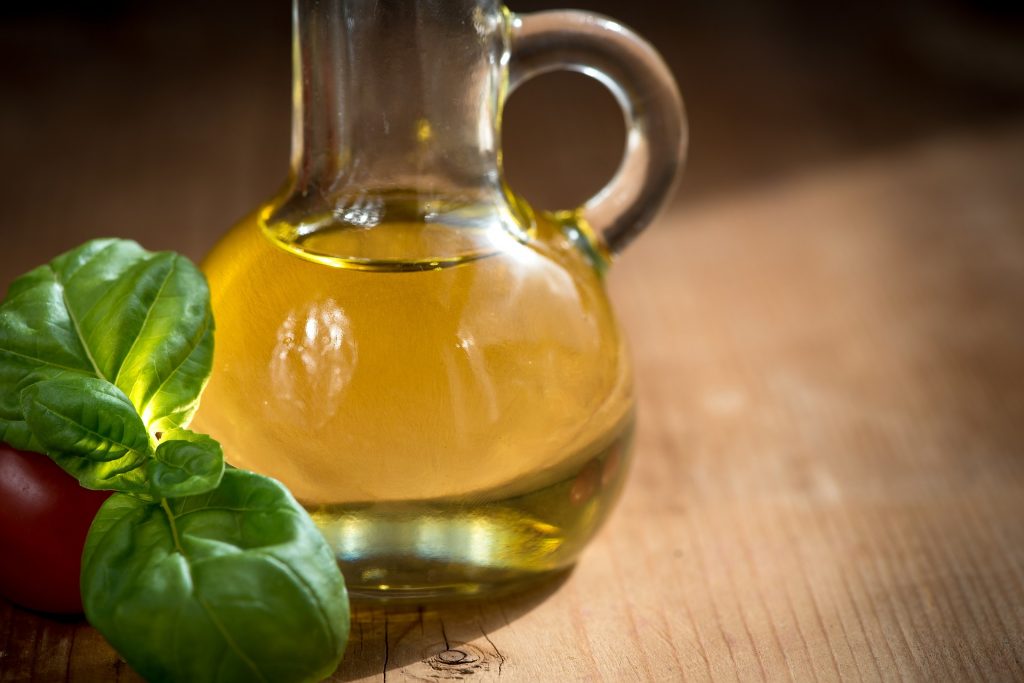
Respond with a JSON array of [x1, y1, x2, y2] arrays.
[[253, 551, 339, 654], [0, 348, 91, 375], [141, 310, 212, 427], [51, 264, 107, 381], [31, 402, 146, 459], [160, 499, 268, 683], [114, 256, 177, 388], [194, 595, 269, 683]]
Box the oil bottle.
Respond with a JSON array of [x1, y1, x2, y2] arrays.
[[193, 0, 686, 602]]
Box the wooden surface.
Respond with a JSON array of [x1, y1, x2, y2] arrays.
[[3, 121, 1024, 681]]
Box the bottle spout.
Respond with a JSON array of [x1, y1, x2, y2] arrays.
[[285, 0, 510, 207]]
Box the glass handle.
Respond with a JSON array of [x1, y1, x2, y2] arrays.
[[508, 10, 687, 255]]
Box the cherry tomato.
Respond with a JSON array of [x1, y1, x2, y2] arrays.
[[0, 442, 111, 614]]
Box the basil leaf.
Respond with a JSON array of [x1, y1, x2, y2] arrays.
[[20, 377, 151, 493], [81, 469, 349, 683], [21, 377, 151, 462], [147, 428, 224, 499], [0, 238, 214, 445]]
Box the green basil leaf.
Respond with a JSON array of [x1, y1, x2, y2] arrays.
[[0, 238, 214, 446], [20, 377, 151, 493], [147, 428, 225, 499], [82, 469, 349, 683]]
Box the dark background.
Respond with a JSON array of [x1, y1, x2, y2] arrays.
[[1, 1, 1023, 280]]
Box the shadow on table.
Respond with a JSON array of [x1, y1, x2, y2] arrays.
[[0, 570, 571, 683], [333, 568, 573, 681]]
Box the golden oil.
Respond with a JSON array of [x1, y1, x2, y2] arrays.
[[192, 203, 634, 601]]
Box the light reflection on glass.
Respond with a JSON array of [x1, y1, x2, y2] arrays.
[[269, 298, 357, 429]]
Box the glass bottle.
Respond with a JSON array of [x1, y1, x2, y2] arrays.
[[193, 0, 686, 602]]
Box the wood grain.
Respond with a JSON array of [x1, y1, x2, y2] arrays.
[[2, 121, 1023, 682]]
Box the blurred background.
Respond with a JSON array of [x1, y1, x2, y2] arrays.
[[1, 0, 1022, 274]]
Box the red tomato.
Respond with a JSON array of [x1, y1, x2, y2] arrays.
[[0, 443, 111, 614]]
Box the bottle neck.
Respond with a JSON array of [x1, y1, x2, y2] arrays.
[[282, 0, 509, 220]]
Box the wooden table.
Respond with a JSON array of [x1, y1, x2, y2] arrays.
[[3, 118, 1024, 681]]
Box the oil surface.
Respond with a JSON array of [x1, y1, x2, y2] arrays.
[[193, 208, 634, 599]]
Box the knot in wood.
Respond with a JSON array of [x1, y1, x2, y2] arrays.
[[436, 648, 478, 665]]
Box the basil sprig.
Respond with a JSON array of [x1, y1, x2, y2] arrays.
[[0, 239, 349, 683]]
